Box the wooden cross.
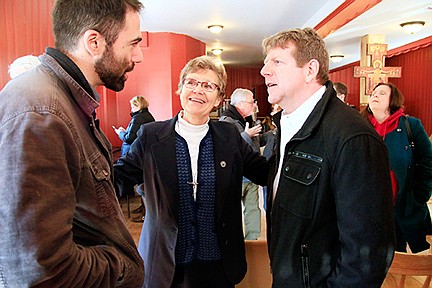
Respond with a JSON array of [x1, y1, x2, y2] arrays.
[[354, 43, 402, 95]]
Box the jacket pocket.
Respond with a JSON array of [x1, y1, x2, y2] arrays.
[[89, 151, 111, 181], [278, 152, 321, 219], [87, 152, 116, 217]]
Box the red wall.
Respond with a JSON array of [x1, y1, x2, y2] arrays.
[[0, 0, 55, 89], [225, 66, 263, 97], [330, 43, 432, 135], [386, 45, 432, 135], [329, 63, 361, 109], [225, 66, 272, 117]]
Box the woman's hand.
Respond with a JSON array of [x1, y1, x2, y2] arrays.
[[113, 126, 126, 135]]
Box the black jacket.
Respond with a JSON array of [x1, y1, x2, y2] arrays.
[[115, 115, 268, 287], [220, 104, 260, 152], [267, 81, 395, 287], [118, 108, 155, 156]]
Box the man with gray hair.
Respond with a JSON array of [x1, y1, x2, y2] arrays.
[[220, 88, 263, 240]]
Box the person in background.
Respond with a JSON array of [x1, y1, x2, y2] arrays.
[[0, 0, 144, 287], [114, 95, 155, 222], [114, 95, 155, 157], [219, 88, 263, 240], [333, 81, 348, 103], [260, 27, 395, 287], [114, 55, 268, 288], [8, 54, 41, 79], [360, 82, 432, 253]]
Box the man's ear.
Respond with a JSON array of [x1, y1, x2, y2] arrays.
[[82, 30, 106, 57], [304, 59, 319, 83]]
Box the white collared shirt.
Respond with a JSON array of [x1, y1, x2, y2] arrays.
[[273, 86, 325, 200]]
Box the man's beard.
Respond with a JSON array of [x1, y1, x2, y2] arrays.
[[95, 46, 134, 92]]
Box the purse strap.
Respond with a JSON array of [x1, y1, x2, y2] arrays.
[[402, 116, 415, 150], [401, 115, 416, 216]]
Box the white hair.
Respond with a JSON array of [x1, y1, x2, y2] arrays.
[[230, 88, 253, 106], [8, 55, 41, 79]]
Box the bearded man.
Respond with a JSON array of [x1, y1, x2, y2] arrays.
[[0, 0, 145, 287]]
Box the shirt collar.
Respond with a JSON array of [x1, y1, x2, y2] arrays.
[[280, 85, 325, 125]]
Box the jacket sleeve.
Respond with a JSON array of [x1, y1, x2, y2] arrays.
[[219, 116, 254, 147], [328, 134, 395, 287], [119, 116, 141, 144], [114, 137, 143, 195], [238, 132, 269, 186], [0, 111, 142, 287], [115, 126, 146, 191], [409, 117, 432, 203]]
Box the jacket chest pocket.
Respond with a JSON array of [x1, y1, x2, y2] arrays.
[[83, 152, 116, 217], [278, 152, 321, 219], [90, 155, 111, 181]]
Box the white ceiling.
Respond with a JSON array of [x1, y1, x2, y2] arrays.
[[139, 0, 432, 70]]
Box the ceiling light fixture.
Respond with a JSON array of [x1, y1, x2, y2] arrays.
[[208, 25, 224, 34], [400, 21, 425, 34], [211, 48, 223, 56], [330, 55, 344, 63]]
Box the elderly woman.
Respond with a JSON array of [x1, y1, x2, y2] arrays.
[[114, 55, 268, 288], [360, 82, 432, 253]]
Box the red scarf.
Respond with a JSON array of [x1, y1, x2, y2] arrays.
[[368, 108, 405, 204]]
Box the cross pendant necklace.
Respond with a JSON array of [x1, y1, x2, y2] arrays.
[[187, 172, 198, 201]]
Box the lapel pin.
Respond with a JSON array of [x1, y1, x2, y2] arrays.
[[220, 161, 226, 168]]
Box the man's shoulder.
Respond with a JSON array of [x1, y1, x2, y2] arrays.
[[0, 69, 61, 113], [219, 115, 234, 122], [321, 100, 379, 140]]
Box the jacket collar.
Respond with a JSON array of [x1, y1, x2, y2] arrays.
[[274, 81, 335, 141], [131, 108, 149, 117], [222, 104, 246, 125], [40, 51, 100, 119]]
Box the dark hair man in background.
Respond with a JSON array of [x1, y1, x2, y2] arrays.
[[333, 81, 348, 103]]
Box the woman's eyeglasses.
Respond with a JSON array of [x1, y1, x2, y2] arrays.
[[183, 78, 219, 92]]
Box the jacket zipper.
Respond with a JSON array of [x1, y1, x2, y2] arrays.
[[301, 244, 311, 288]]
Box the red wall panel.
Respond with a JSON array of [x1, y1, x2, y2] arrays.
[[329, 62, 361, 109], [0, 0, 55, 89], [225, 66, 272, 116], [225, 66, 263, 97], [386, 45, 432, 135]]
